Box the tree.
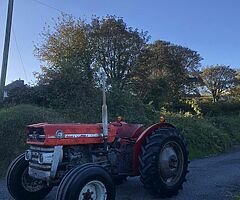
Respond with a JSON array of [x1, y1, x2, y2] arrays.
[[200, 65, 237, 102], [34, 14, 101, 121], [34, 14, 94, 86], [90, 16, 149, 90], [131, 40, 202, 108], [229, 69, 240, 100], [33, 14, 149, 121]]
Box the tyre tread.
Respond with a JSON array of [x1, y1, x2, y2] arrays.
[[139, 128, 189, 198]]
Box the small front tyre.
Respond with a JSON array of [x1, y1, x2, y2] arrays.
[[56, 163, 115, 200], [6, 154, 52, 200]]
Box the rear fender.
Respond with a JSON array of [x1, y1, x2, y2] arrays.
[[132, 123, 175, 175]]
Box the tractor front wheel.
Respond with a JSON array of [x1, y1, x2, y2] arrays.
[[139, 128, 189, 198], [56, 163, 115, 200], [6, 154, 52, 200]]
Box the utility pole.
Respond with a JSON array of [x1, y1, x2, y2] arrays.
[[0, 0, 14, 101]]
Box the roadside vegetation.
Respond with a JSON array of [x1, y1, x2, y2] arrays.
[[0, 103, 240, 177], [0, 15, 240, 178], [170, 114, 239, 159]]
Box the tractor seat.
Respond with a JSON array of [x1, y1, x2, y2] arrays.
[[114, 124, 144, 139]]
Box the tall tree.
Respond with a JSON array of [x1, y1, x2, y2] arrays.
[[34, 14, 94, 85], [132, 40, 202, 108], [34, 14, 100, 121], [90, 16, 149, 90], [200, 65, 237, 102]]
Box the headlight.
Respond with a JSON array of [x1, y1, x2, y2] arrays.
[[37, 152, 53, 164], [25, 150, 32, 161], [55, 130, 65, 139]]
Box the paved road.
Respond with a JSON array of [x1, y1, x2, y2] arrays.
[[1, 149, 240, 200]]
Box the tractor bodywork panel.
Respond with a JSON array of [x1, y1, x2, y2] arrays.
[[25, 121, 175, 178], [114, 123, 144, 139], [26, 123, 117, 146]]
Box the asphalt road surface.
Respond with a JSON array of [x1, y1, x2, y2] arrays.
[[1, 149, 240, 200]]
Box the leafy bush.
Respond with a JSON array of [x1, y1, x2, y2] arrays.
[[107, 88, 150, 124], [199, 101, 240, 116], [208, 115, 240, 144], [167, 114, 235, 159]]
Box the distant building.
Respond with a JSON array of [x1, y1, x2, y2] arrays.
[[4, 79, 25, 98]]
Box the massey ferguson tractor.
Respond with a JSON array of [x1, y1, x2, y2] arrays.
[[6, 77, 189, 200]]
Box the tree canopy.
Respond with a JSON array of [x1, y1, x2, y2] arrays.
[[90, 16, 149, 90], [131, 40, 202, 108], [5, 14, 240, 121], [200, 65, 237, 102]]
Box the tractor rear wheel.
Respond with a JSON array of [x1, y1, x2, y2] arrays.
[[56, 163, 115, 200], [139, 128, 189, 198], [6, 154, 52, 200]]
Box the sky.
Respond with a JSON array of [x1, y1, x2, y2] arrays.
[[0, 0, 240, 85]]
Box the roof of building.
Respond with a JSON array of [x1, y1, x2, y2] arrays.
[[4, 79, 25, 91]]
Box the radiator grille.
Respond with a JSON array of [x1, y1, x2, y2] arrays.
[[27, 127, 45, 142]]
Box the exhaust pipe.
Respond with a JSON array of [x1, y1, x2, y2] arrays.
[[101, 73, 108, 149]]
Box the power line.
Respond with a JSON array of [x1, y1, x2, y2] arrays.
[[16, 0, 72, 84], [30, 0, 67, 14], [13, 28, 28, 82]]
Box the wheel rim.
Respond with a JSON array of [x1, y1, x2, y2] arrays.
[[79, 180, 107, 200], [21, 169, 45, 192], [158, 141, 184, 186]]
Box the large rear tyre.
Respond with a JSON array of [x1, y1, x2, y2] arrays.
[[6, 154, 52, 200], [139, 128, 189, 198], [56, 163, 115, 200]]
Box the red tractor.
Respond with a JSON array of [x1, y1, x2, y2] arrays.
[[6, 78, 189, 200]]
